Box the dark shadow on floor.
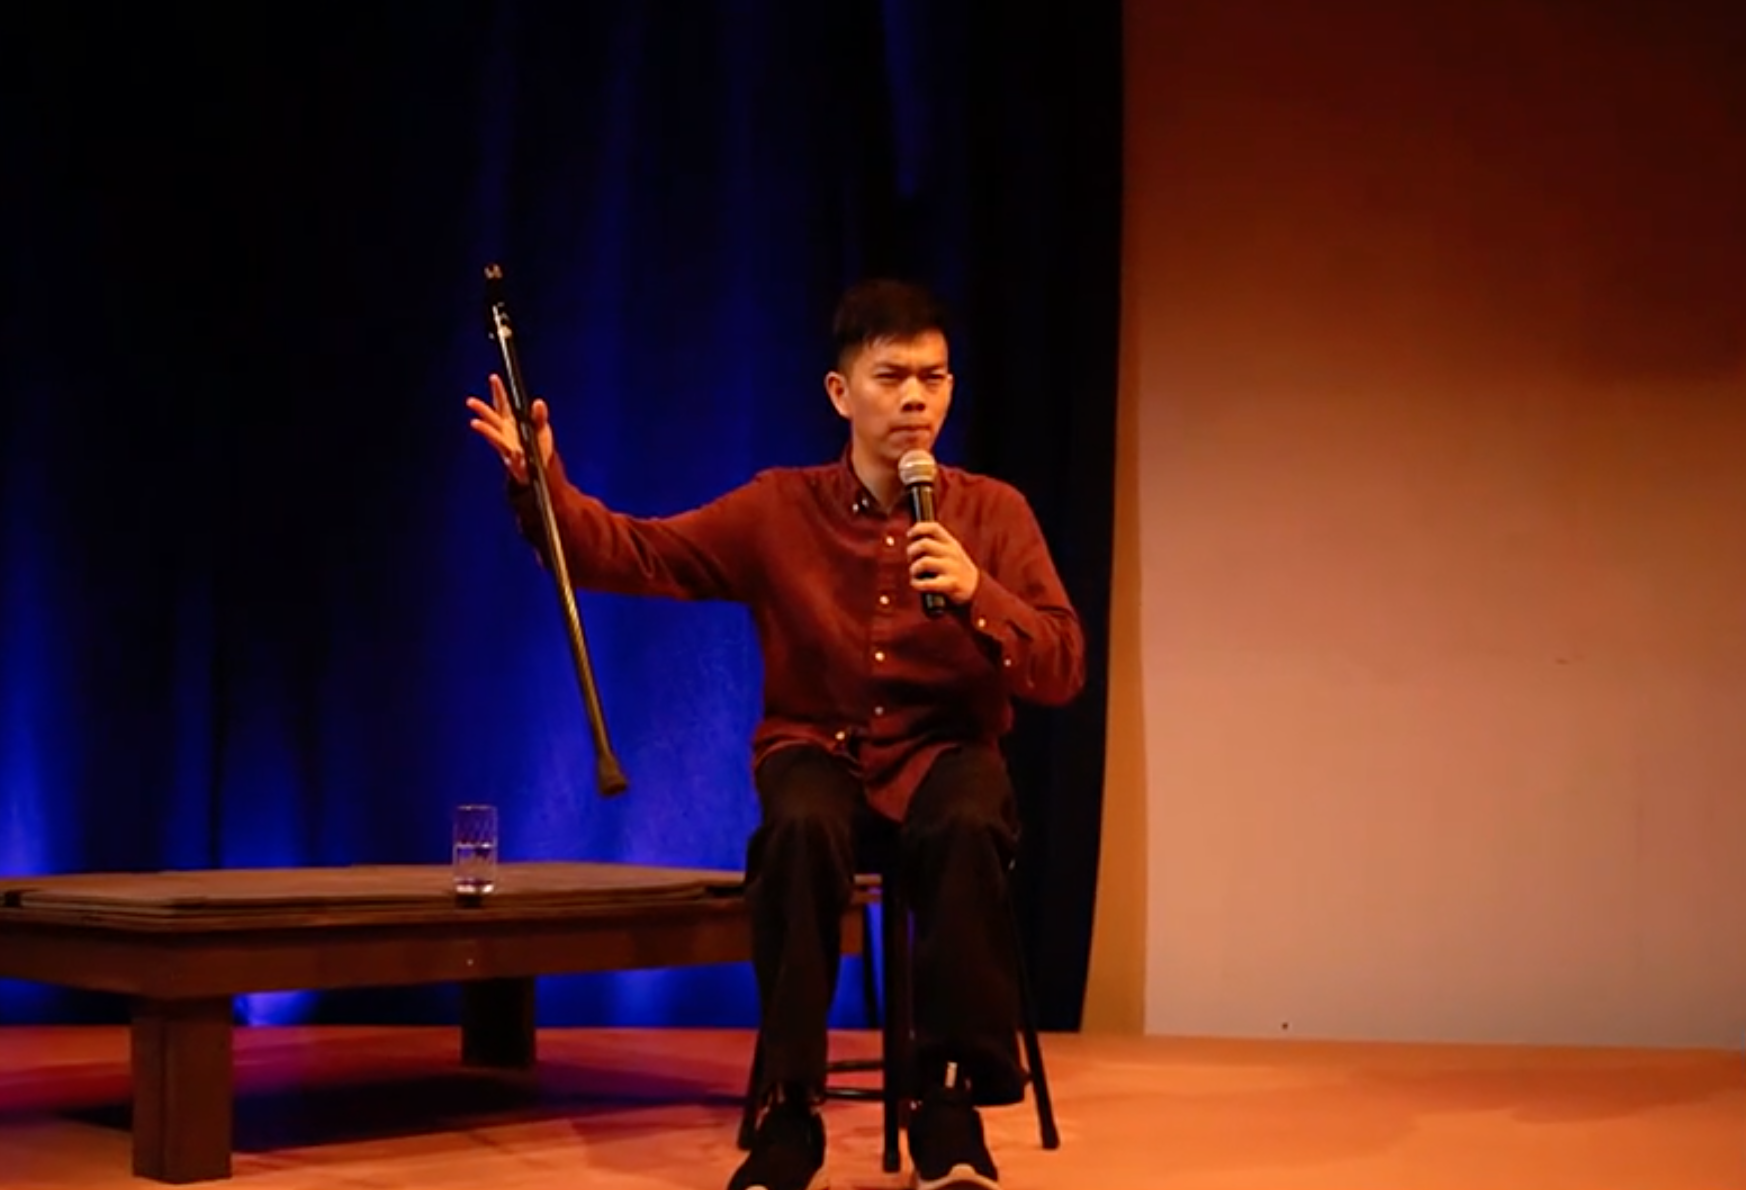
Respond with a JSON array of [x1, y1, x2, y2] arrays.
[[61, 1060, 745, 1153]]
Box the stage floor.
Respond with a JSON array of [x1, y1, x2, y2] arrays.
[[0, 1025, 1739, 1189]]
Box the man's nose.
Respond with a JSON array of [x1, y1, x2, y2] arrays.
[[900, 380, 928, 411]]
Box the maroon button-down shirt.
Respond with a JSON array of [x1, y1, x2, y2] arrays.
[[511, 448, 1085, 820]]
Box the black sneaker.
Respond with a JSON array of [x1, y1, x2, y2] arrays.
[[728, 1094, 828, 1190], [907, 1070, 1000, 1190]]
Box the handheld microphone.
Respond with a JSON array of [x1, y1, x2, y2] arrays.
[[899, 449, 947, 617]]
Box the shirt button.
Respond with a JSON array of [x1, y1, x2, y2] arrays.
[[873, 650, 885, 662], [878, 594, 891, 606], [1003, 657, 1013, 668], [885, 535, 896, 547], [873, 705, 885, 716], [834, 729, 847, 741], [976, 617, 987, 629]]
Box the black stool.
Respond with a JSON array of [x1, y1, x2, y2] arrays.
[[737, 842, 1060, 1174]]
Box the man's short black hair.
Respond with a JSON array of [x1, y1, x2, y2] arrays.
[[831, 278, 950, 370]]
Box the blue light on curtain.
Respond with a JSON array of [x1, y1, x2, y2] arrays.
[[0, 398, 63, 1020], [1, 0, 1121, 1033]]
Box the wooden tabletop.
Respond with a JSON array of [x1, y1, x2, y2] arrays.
[[0, 862, 877, 935], [0, 862, 751, 933]]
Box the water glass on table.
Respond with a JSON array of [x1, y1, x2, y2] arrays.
[[452, 804, 498, 897]]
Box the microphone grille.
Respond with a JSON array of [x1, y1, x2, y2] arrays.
[[898, 449, 937, 487]]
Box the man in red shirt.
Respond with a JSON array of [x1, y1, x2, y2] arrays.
[[466, 280, 1085, 1190]]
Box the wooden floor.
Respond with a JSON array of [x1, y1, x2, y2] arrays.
[[0, 1025, 1740, 1189]]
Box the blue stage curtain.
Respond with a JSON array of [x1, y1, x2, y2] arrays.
[[0, 0, 1120, 1031]]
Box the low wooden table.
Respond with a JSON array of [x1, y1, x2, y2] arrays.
[[0, 861, 866, 1184]]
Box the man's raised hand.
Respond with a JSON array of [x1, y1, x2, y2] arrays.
[[465, 373, 553, 485]]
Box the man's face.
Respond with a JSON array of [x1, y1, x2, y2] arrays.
[[825, 331, 954, 470]]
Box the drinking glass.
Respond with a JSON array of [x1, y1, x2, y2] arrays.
[[452, 804, 498, 896]]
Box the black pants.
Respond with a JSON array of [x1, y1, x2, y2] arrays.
[[744, 742, 1026, 1108]]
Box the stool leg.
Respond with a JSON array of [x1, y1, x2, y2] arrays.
[[881, 881, 910, 1173], [1010, 896, 1060, 1149], [738, 1031, 764, 1151]]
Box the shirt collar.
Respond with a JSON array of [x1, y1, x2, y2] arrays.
[[833, 442, 949, 517]]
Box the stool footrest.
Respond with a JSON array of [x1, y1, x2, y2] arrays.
[[825, 1058, 884, 1074], [822, 1086, 887, 1102]]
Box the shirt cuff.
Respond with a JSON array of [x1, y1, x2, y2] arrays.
[[962, 573, 1030, 673]]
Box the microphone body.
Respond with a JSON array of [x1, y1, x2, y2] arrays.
[[899, 449, 948, 618]]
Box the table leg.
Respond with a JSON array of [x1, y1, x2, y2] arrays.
[[131, 996, 235, 1183], [460, 976, 537, 1069]]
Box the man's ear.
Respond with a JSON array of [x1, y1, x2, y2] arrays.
[[824, 371, 851, 419]]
